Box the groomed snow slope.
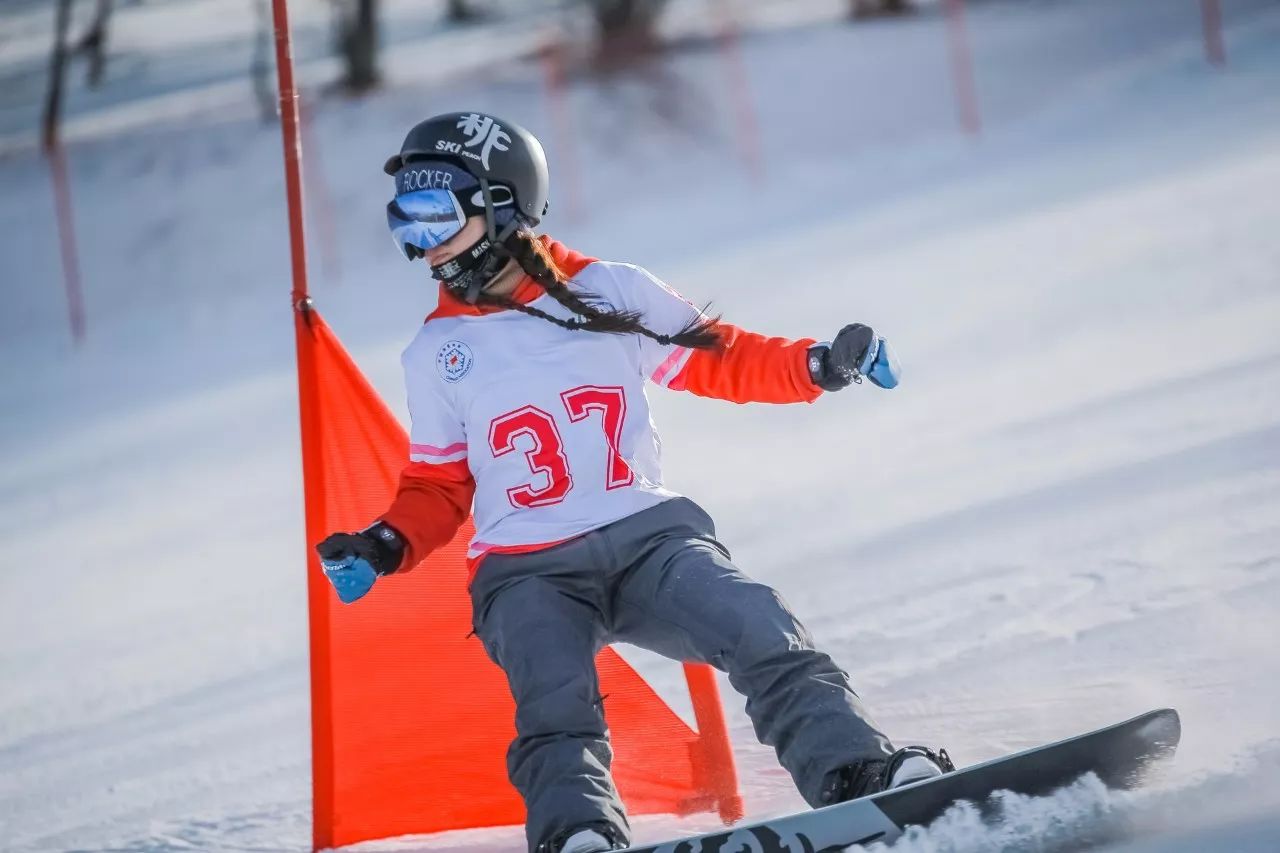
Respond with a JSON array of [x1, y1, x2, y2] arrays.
[[2, 1, 1279, 850]]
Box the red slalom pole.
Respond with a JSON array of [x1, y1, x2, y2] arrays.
[[47, 143, 86, 344], [267, 0, 333, 850], [683, 663, 744, 824], [1200, 0, 1226, 66], [269, 0, 310, 311], [942, 0, 982, 136]]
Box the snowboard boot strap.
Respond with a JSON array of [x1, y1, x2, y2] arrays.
[[884, 745, 956, 788]]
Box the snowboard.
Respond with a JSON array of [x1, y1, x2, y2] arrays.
[[624, 707, 1181, 852]]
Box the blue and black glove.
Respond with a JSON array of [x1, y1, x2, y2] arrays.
[[808, 323, 901, 392], [315, 521, 406, 604]]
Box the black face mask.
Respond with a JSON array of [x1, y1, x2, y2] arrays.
[[431, 234, 493, 290], [433, 226, 524, 305]]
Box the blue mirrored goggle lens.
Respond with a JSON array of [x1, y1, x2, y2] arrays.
[[386, 189, 466, 258]]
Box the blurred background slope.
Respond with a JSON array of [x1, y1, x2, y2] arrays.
[[2, 1, 1279, 851]]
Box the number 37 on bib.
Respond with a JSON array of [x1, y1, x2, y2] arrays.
[[487, 385, 634, 509]]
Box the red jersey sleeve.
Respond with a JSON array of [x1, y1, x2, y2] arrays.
[[380, 460, 475, 572]]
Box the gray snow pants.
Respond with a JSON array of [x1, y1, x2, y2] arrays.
[[469, 498, 893, 852]]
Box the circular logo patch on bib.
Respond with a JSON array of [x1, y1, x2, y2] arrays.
[[436, 340, 474, 383]]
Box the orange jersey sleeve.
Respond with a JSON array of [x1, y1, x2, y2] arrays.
[[603, 262, 823, 405], [379, 459, 475, 572], [668, 322, 823, 405]]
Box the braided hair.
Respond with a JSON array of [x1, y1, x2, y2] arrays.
[[480, 231, 724, 351]]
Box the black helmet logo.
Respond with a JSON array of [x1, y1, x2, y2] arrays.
[[455, 113, 511, 171]]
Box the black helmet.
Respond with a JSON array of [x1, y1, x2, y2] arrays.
[[384, 111, 550, 225]]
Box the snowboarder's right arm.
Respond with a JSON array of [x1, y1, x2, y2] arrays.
[[314, 457, 472, 603], [378, 335, 475, 573], [315, 334, 475, 598], [380, 459, 474, 572]]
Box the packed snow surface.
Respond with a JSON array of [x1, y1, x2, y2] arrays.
[[2, 0, 1279, 850]]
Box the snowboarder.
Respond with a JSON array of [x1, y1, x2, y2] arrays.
[[317, 111, 952, 853]]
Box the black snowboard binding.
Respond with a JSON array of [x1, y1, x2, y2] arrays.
[[819, 745, 956, 804]]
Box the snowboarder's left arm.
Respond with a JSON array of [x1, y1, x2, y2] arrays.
[[665, 321, 822, 404], [618, 264, 899, 404]]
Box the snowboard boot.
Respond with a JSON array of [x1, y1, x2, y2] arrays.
[[818, 746, 955, 804], [544, 822, 626, 853]]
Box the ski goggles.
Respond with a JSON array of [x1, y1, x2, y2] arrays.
[[386, 188, 468, 258], [386, 161, 518, 259]]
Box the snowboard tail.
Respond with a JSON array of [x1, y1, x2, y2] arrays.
[[624, 708, 1181, 853]]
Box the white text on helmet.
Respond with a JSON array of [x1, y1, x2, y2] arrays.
[[400, 169, 454, 193], [456, 114, 511, 171]]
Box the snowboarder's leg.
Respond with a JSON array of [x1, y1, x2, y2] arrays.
[[605, 498, 894, 807], [471, 551, 628, 852]]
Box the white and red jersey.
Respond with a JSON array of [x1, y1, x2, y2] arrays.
[[380, 238, 821, 579]]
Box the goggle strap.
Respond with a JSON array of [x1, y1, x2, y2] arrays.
[[461, 178, 515, 304], [465, 178, 496, 304], [481, 178, 497, 243]]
